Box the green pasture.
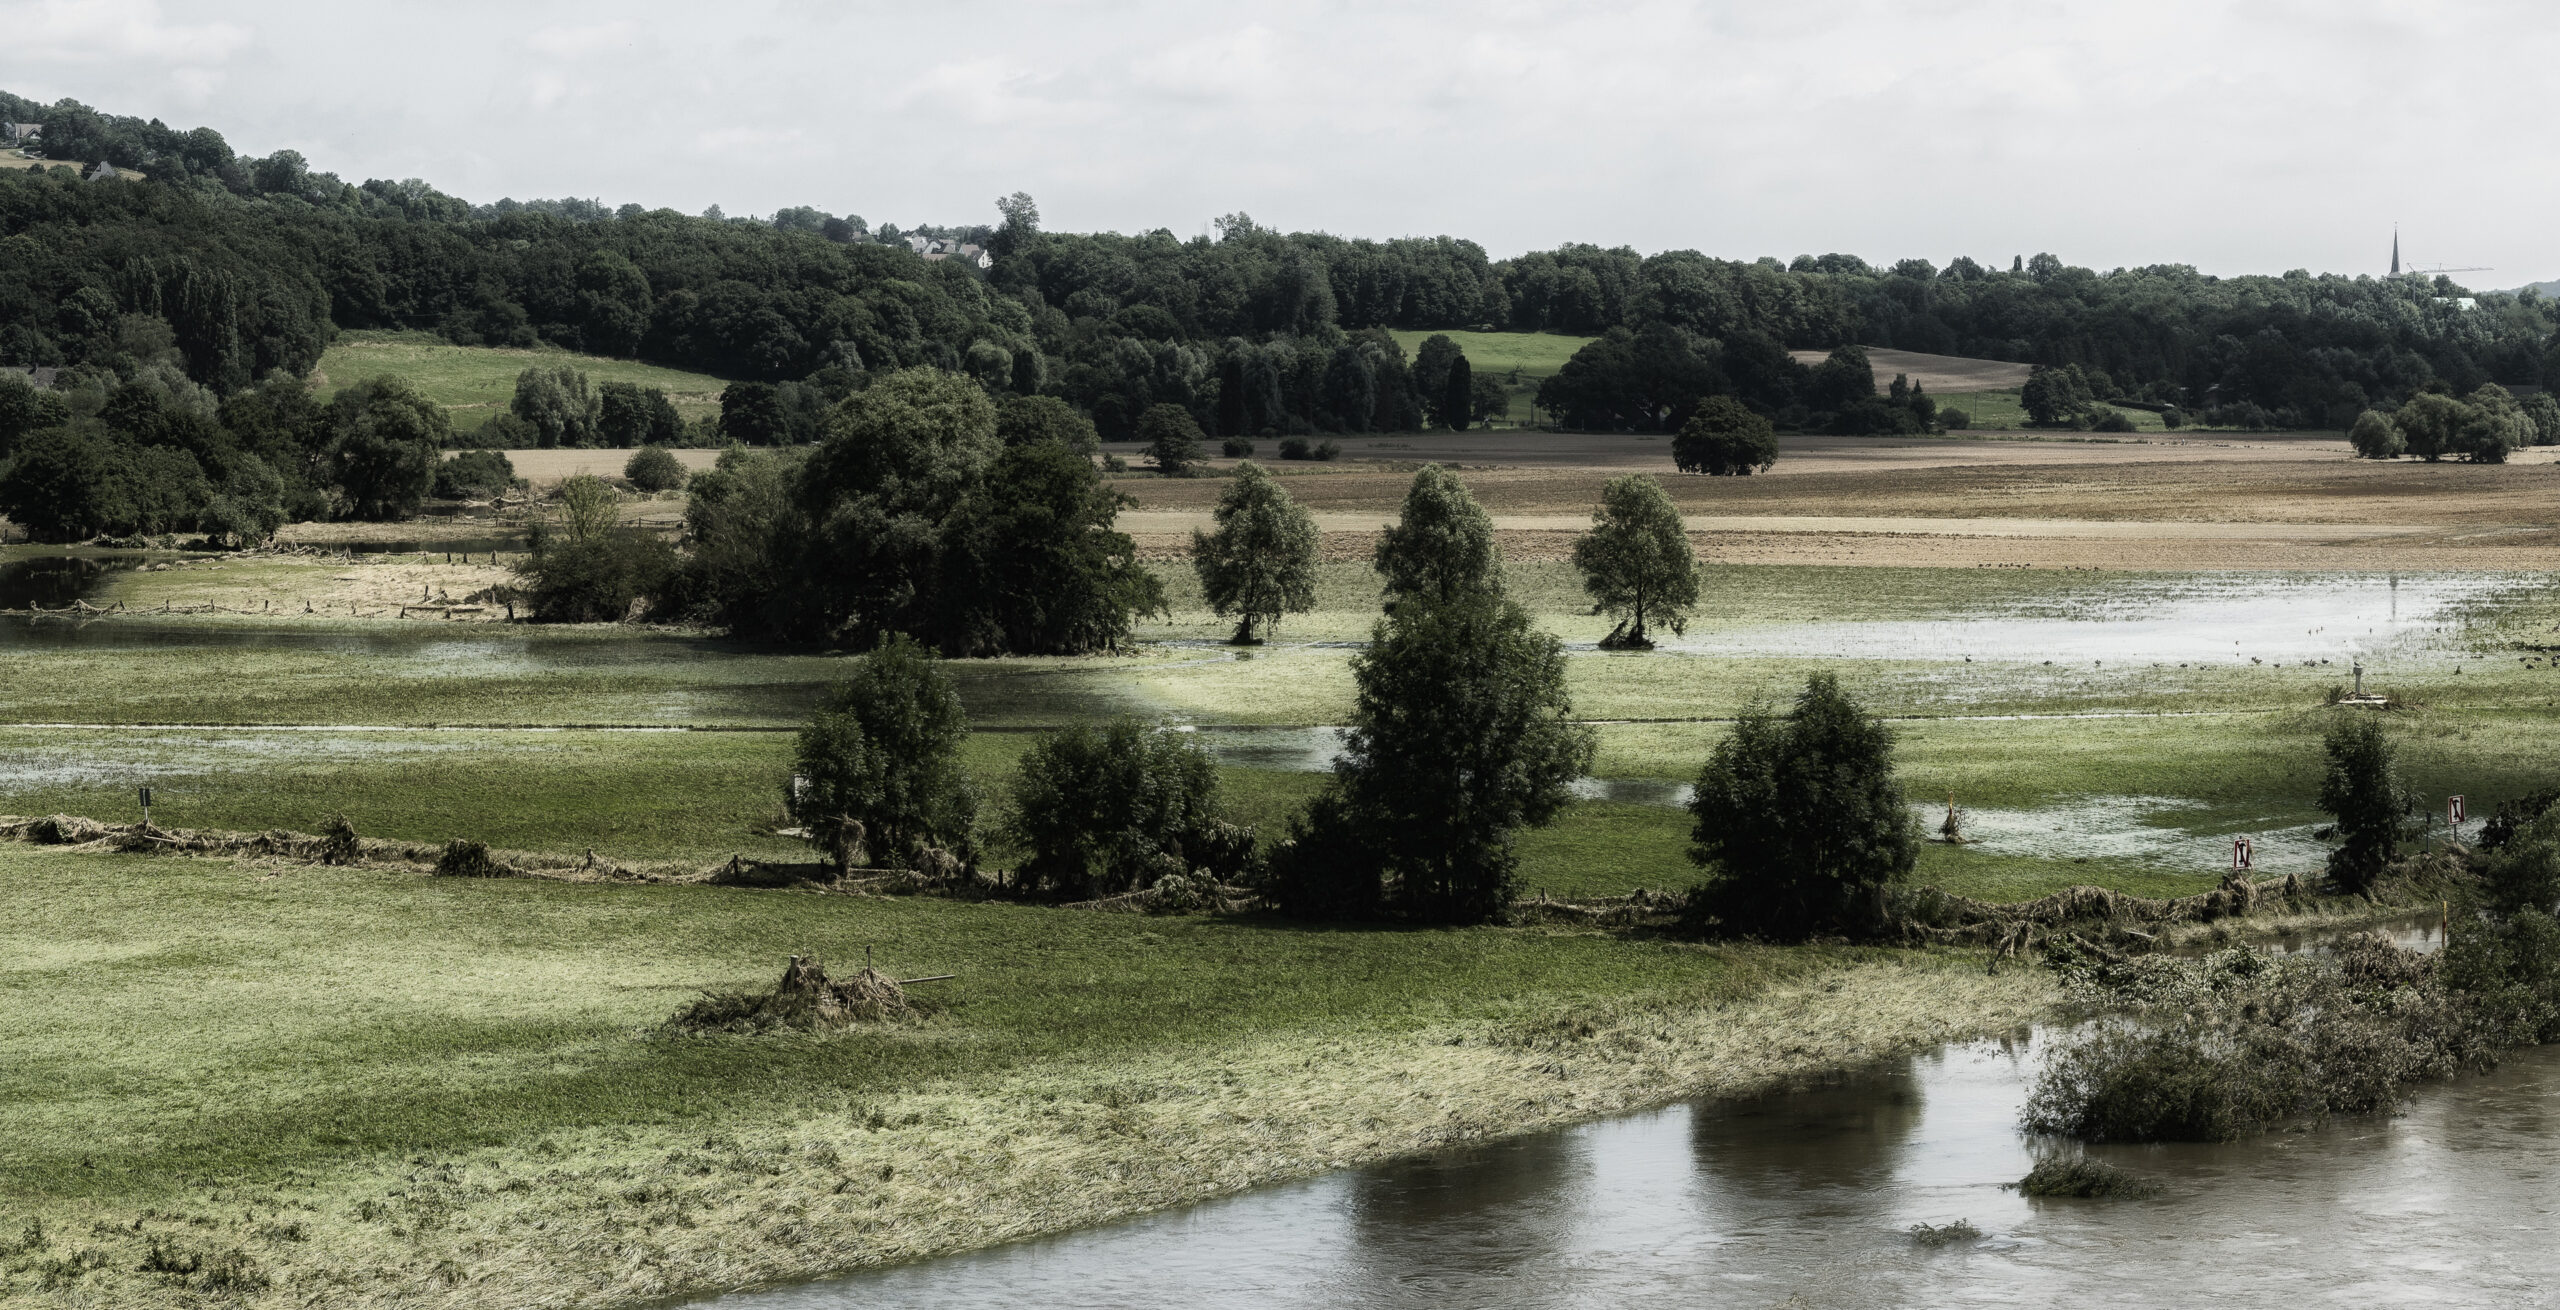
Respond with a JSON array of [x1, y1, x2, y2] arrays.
[[316, 330, 731, 434], [0, 839, 1846, 1208]]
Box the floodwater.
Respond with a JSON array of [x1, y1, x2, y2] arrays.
[[1670, 572, 2537, 665], [692, 995, 2560, 1310], [0, 554, 139, 609]]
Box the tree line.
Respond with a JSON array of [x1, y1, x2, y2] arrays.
[[10, 89, 2553, 451]]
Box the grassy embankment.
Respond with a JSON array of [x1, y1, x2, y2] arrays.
[[0, 838, 2053, 1308], [1383, 329, 1591, 426], [315, 330, 730, 435]]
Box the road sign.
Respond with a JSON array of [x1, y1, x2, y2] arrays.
[[2232, 837, 2254, 872], [2450, 795, 2466, 826]]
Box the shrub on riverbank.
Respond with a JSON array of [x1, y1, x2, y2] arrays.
[[2025, 920, 2554, 1143]]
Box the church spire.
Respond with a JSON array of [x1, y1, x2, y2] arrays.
[[2391, 227, 2400, 277]]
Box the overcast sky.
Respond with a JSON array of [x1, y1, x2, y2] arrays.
[[2, 0, 2549, 281]]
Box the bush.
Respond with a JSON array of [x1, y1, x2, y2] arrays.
[[433, 448, 517, 499], [513, 529, 677, 622], [1313, 439, 1341, 461], [1682, 672, 1918, 939], [2026, 939, 2496, 1142], [1006, 718, 1254, 900], [2088, 408, 2137, 433], [623, 444, 686, 492], [786, 635, 978, 873], [2480, 807, 2560, 917], [1937, 406, 1974, 431], [2348, 409, 2404, 459], [2014, 1155, 2160, 1199], [1221, 436, 1254, 457], [2159, 406, 2183, 428], [1278, 436, 1312, 460]]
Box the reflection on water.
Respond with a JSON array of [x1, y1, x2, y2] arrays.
[[692, 1032, 2560, 1309], [1670, 572, 2532, 664], [0, 555, 139, 609]]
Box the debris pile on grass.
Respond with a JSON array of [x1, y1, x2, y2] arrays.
[[2014, 1154, 2161, 1199], [668, 955, 913, 1033], [1892, 869, 2316, 959], [433, 838, 512, 878]]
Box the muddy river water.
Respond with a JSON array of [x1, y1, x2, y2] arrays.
[[694, 926, 2560, 1310]]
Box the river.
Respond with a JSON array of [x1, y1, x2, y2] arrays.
[[673, 925, 2560, 1310]]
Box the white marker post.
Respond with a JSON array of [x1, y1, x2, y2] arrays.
[[138, 785, 152, 829], [2232, 837, 2254, 873]]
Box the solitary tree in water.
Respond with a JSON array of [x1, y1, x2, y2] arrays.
[[1374, 464, 1502, 608], [1572, 474, 1699, 649], [1192, 461, 1317, 643]]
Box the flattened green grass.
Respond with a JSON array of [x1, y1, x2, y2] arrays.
[[317, 330, 730, 433], [0, 841, 1779, 1205]]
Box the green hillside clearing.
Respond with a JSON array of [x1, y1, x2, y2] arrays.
[[315, 330, 730, 433], [1385, 329, 1595, 426]]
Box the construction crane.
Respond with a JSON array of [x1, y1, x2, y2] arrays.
[[2389, 228, 2490, 278]]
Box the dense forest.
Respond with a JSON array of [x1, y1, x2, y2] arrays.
[[5, 88, 2560, 545]]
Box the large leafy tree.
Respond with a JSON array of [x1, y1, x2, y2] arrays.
[[324, 375, 445, 520], [1672, 396, 1778, 475], [1373, 463, 1502, 607], [1682, 672, 1918, 939], [1572, 474, 1699, 648], [936, 440, 1164, 654], [793, 367, 1002, 643], [511, 365, 600, 448], [1191, 460, 1317, 643], [1267, 593, 1594, 924], [1534, 325, 1726, 431], [787, 635, 977, 873], [1139, 402, 1204, 476]]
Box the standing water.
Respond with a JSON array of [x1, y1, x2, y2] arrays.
[[688, 997, 2557, 1309]]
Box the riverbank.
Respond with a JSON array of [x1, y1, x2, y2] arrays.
[[0, 839, 2061, 1309]]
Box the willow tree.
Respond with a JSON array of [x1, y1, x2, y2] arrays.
[[1192, 460, 1317, 643], [1374, 463, 1502, 609], [1572, 474, 1698, 649]]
